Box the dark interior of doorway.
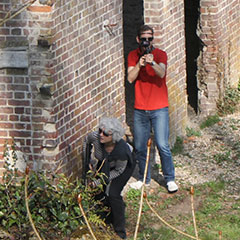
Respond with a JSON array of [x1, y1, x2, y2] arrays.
[[123, 0, 203, 118], [123, 0, 144, 131], [184, 0, 202, 113]]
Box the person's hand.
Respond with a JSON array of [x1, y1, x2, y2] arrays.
[[88, 180, 96, 188], [89, 163, 93, 170], [138, 56, 146, 67], [145, 53, 154, 65]]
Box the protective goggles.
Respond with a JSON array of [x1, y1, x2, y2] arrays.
[[99, 128, 111, 137], [139, 37, 154, 42]]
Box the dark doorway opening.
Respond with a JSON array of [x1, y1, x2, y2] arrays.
[[123, 0, 144, 131], [184, 0, 202, 113]]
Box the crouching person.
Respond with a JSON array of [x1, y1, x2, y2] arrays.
[[83, 117, 135, 239]]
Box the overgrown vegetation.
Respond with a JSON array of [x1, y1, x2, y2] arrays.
[[0, 142, 115, 239], [186, 127, 201, 137], [200, 115, 220, 129], [217, 82, 240, 116]]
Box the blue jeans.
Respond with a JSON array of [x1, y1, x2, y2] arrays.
[[134, 108, 175, 183]]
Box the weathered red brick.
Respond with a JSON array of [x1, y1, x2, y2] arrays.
[[27, 6, 52, 13], [9, 131, 31, 138]]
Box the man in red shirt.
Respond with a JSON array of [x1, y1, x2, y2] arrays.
[[127, 25, 178, 193]]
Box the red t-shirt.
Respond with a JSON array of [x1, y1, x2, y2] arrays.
[[128, 48, 169, 110]]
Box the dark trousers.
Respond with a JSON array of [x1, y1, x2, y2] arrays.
[[107, 161, 136, 239]]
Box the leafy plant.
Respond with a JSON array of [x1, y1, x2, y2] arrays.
[[200, 115, 220, 129], [0, 142, 108, 239], [186, 127, 201, 137], [213, 151, 232, 165], [154, 163, 161, 169], [126, 189, 149, 212], [217, 83, 240, 116]]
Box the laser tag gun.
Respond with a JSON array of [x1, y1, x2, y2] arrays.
[[82, 142, 92, 185]]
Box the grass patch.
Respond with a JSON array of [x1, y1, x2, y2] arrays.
[[200, 115, 220, 129], [196, 208, 240, 240], [186, 127, 201, 137], [213, 150, 232, 165], [125, 180, 240, 240]]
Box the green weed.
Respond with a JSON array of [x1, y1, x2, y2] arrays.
[[186, 127, 201, 137], [213, 151, 232, 165], [200, 115, 220, 129], [1, 141, 109, 239], [231, 200, 240, 210], [154, 163, 161, 169], [217, 83, 240, 116], [126, 189, 149, 212]]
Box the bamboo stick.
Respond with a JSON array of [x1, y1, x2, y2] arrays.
[[77, 194, 98, 240], [190, 186, 199, 239], [0, 0, 37, 27], [133, 138, 152, 240], [145, 196, 202, 240], [24, 167, 44, 240]]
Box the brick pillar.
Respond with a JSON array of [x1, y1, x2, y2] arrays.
[[144, 0, 188, 144], [197, 0, 240, 116]]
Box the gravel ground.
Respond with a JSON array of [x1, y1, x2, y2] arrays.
[[124, 106, 240, 199], [174, 107, 240, 199]]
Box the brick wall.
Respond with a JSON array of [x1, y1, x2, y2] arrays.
[[0, 0, 54, 179], [51, 0, 125, 177], [144, 0, 240, 127], [144, 0, 188, 144], [197, 0, 240, 115], [0, 0, 125, 180]]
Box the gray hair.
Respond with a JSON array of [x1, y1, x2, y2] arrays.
[[99, 117, 125, 143]]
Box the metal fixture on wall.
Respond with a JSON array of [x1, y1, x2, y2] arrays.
[[103, 20, 117, 36]]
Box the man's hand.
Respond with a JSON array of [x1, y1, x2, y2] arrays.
[[145, 53, 154, 65], [139, 55, 146, 67], [128, 56, 145, 83]]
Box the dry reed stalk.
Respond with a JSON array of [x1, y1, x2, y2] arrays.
[[190, 186, 199, 239], [94, 158, 106, 177], [0, 0, 37, 27], [77, 194, 98, 240], [219, 230, 222, 240], [133, 138, 152, 240], [24, 167, 44, 240], [145, 196, 201, 240]]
